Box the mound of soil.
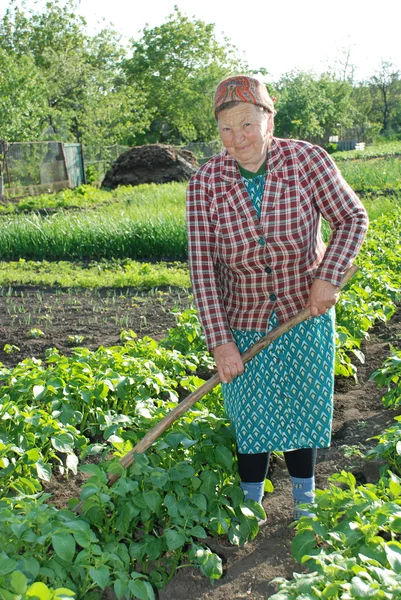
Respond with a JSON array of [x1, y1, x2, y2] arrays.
[[102, 144, 198, 189]]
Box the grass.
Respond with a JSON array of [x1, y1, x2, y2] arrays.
[[333, 140, 401, 162], [0, 182, 187, 214], [0, 160, 400, 266], [337, 157, 401, 192], [0, 183, 187, 261], [0, 259, 190, 289]]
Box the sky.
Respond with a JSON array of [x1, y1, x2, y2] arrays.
[[2, 0, 401, 81], [76, 0, 401, 81]]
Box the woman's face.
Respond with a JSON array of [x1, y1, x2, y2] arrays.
[[218, 103, 273, 170]]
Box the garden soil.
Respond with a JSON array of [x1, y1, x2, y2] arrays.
[[0, 286, 400, 599]]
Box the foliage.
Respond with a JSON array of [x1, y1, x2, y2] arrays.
[[333, 140, 401, 161], [0, 183, 187, 261], [271, 469, 401, 598], [0, 50, 47, 141], [339, 157, 401, 192], [0, 316, 265, 596], [0, 177, 400, 262], [368, 61, 401, 134], [369, 349, 401, 409], [333, 209, 401, 378], [0, 1, 152, 147], [122, 7, 245, 144], [1, 2, 401, 147], [274, 71, 357, 140]]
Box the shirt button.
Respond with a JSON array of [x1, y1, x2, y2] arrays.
[[264, 266, 272, 274], [269, 293, 277, 302], [258, 237, 265, 246]]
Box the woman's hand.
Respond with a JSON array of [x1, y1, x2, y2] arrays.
[[213, 341, 244, 384], [307, 278, 340, 317]]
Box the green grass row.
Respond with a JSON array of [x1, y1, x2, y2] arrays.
[[1, 144, 400, 217], [0, 199, 399, 289], [0, 182, 186, 215], [339, 157, 401, 191], [0, 183, 187, 261], [0, 259, 190, 288], [0, 174, 400, 262], [333, 139, 401, 161]]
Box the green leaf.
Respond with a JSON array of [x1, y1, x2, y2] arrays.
[[292, 531, 317, 563], [33, 385, 45, 400], [164, 528, 186, 551], [169, 461, 195, 481], [199, 469, 219, 498], [89, 565, 110, 590], [10, 571, 27, 594], [26, 582, 52, 600], [190, 525, 208, 539], [115, 504, 133, 535], [350, 576, 375, 596], [66, 453, 78, 474], [389, 473, 401, 497], [53, 590, 76, 599], [107, 462, 126, 477], [0, 554, 17, 576], [79, 464, 103, 478], [51, 433, 75, 454], [385, 542, 401, 573], [214, 446, 233, 470], [36, 460, 52, 482], [264, 479, 274, 493], [190, 493, 208, 512], [143, 490, 162, 513], [0, 588, 15, 600], [114, 579, 128, 600], [164, 494, 179, 518], [199, 550, 223, 580], [52, 533, 76, 564], [128, 579, 155, 600], [17, 556, 40, 581]]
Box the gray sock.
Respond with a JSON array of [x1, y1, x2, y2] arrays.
[[240, 480, 264, 504], [291, 476, 315, 518]]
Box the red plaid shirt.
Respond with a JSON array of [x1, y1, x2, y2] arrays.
[[186, 138, 369, 350]]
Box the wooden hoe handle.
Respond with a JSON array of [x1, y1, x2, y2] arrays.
[[73, 264, 358, 513]]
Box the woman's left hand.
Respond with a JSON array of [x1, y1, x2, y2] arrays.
[[306, 278, 340, 317]]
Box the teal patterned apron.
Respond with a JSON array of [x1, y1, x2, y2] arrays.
[[221, 171, 335, 453]]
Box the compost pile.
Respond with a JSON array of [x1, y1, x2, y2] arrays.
[[102, 144, 198, 189]]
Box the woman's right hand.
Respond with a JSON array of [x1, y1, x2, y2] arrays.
[[213, 342, 244, 384]]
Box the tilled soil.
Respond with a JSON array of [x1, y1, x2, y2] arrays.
[[1, 286, 400, 599], [0, 285, 190, 368]]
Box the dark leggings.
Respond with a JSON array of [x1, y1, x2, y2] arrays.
[[237, 447, 317, 482]]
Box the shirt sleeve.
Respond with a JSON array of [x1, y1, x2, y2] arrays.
[[186, 173, 234, 351], [309, 145, 369, 286]]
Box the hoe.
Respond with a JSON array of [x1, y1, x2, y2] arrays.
[[73, 264, 359, 514]]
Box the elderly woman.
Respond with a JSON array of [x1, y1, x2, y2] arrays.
[[186, 75, 368, 519]]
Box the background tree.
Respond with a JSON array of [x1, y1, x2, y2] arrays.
[[0, 49, 47, 141], [368, 61, 401, 134], [0, 1, 152, 146], [273, 71, 357, 141], [123, 7, 247, 144]]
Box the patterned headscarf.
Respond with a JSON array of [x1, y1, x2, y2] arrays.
[[214, 75, 275, 119]]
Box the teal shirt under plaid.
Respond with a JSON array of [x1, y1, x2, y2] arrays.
[[222, 165, 336, 453]]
